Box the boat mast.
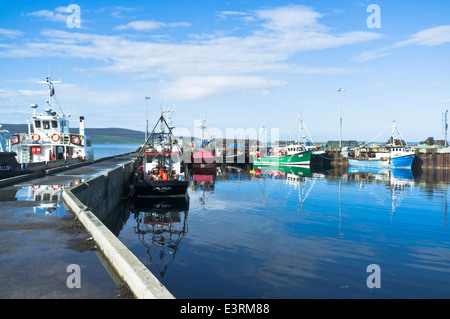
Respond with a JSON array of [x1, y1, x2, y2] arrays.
[[199, 114, 206, 150], [145, 96, 150, 141], [38, 74, 64, 117], [298, 112, 303, 144]]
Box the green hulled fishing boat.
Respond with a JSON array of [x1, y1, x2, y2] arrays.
[[253, 143, 311, 166]]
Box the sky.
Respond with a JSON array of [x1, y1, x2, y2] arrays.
[[1, 0, 450, 143]]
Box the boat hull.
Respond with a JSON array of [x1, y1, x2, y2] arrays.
[[133, 180, 189, 198], [348, 154, 415, 169], [253, 151, 311, 166]]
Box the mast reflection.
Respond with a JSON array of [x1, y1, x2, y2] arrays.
[[129, 197, 189, 278]]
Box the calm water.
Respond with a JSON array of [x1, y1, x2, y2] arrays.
[[96, 144, 450, 298], [92, 144, 141, 160], [110, 165, 449, 299]]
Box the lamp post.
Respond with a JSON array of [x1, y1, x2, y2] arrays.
[[145, 96, 150, 141], [337, 88, 345, 148]]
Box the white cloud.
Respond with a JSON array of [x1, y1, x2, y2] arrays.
[[7, 5, 382, 101], [255, 4, 325, 31], [217, 10, 257, 23], [352, 50, 391, 62], [160, 76, 287, 101], [115, 20, 191, 31], [395, 25, 450, 47], [0, 83, 134, 113], [109, 6, 140, 19], [353, 25, 450, 62], [0, 28, 23, 38], [27, 8, 69, 23]]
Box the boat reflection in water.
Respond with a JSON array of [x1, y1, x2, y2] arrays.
[[129, 196, 189, 278], [347, 167, 415, 217], [0, 179, 83, 216], [189, 165, 216, 215], [252, 164, 324, 213]]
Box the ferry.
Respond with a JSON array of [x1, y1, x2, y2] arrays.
[[131, 114, 189, 198], [10, 76, 94, 164], [253, 143, 311, 166], [348, 121, 415, 169]]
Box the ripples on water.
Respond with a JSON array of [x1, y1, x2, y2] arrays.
[[116, 164, 450, 299]]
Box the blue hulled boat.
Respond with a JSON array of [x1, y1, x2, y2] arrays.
[[348, 121, 415, 169]]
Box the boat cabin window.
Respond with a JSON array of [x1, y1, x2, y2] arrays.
[[35, 120, 41, 129], [52, 120, 58, 129], [43, 121, 50, 130]]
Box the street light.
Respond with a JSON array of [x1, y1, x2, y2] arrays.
[[337, 88, 345, 148], [145, 96, 151, 141]]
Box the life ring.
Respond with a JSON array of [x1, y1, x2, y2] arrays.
[[51, 133, 60, 142], [31, 185, 40, 190], [51, 185, 60, 191], [31, 134, 40, 142], [70, 135, 80, 144], [11, 135, 19, 144]]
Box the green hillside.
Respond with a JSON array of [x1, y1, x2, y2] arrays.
[[0, 124, 145, 144]]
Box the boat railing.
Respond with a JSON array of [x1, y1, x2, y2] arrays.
[[12, 132, 84, 146]]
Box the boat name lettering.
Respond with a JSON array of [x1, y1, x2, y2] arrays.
[[154, 187, 172, 191]]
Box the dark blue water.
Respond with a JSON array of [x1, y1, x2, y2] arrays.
[[112, 163, 450, 299]]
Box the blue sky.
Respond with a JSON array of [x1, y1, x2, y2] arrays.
[[1, 0, 450, 142]]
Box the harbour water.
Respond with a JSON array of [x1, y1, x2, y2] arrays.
[[86, 142, 449, 299], [92, 144, 141, 160], [73, 144, 450, 298]]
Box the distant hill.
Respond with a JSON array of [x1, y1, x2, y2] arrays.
[[0, 123, 145, 144]]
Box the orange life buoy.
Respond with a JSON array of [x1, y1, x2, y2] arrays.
[[70, 135, 80, 144], [11, 135, 19, 144], [51, 133, 60, 142], [51, 185, 60, 191], [31, 134, 40, 142]]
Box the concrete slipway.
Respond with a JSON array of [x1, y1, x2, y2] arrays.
[[0, 157, 173, 299]]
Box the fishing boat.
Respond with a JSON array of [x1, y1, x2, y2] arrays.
[[131, 114, 189, 198], [348, 121, 415, 169], [253, 143, 311, 166], [191, 117, 216, 168], [10, 76, 94, 164]]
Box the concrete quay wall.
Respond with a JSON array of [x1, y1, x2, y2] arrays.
[[62, 158, 175, 299]]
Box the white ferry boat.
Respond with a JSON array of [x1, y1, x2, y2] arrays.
[[10, 76, 94, 164]]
